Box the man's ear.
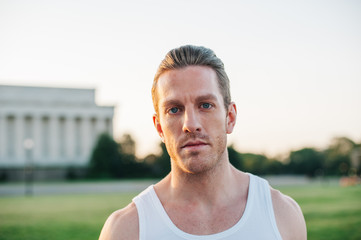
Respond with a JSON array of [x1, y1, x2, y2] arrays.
[[153, 114, 164, 142], [226, 102, 237, 134]]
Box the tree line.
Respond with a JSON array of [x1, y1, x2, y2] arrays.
[[87, 133, 361, 179]]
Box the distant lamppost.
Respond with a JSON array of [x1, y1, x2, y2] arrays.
[[24, 138, 34, 196]]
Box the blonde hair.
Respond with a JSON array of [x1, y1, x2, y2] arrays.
[[152, 45, 231, 113]]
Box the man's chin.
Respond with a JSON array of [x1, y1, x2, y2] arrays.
[[183, 164, 215, 175], [180, 155, 216, 174]]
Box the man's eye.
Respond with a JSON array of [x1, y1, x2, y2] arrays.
[[201, 103, 212, 109], [169, 107, 179, 114]]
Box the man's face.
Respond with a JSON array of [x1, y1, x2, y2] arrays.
[[153, 66, 237, 174]]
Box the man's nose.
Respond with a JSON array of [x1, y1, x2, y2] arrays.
[[182, 108, 202, 133]]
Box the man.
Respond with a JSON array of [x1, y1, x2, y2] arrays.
[[99, 45, 307, 240]]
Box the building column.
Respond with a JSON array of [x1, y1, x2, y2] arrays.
[[33, 114, 42, 164], [0, 114, 6, 161], [96, 116, 107, 137], [65, 115, 76, 162], [106, 117, 113, 137], [49, 115, 59, 162], [15, 114, 25, 164], [82, 116, 93, 161], [74, 117, 82, 159]]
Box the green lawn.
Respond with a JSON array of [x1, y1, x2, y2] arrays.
[[281, 184, 361, 240], [0, 183, 360, 240], [0, 192, 135, 240]]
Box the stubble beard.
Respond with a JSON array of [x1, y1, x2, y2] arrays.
[[167, 133, 228, 176]]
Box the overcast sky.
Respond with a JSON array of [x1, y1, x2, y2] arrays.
[[1, 0, 360, 158]]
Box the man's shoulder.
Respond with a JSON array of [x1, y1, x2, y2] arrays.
[[270, 187, 307, 240], [99, 202, 139, 240]]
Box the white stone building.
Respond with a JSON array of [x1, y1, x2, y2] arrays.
[[0, 85, 114, 180]]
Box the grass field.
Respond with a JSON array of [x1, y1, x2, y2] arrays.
[[0, 182, 360, 240]]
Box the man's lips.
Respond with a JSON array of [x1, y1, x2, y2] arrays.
[[181, 141, 208, 149]]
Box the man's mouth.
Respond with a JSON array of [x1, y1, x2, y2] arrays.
[[181, 140, 208, 149]]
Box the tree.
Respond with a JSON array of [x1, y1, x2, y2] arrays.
[[119, 133, 136, 156], [241, 153, 269, 175], [88, 133, 121, 178], [266, 159, 285, 175], [324, 137, 356, 176], [117, 133, 152, 178], [287, 148, 324, 177], [118, 133, 137, 177], [152, 142, 171, 178], [227, 145, 243, 170]]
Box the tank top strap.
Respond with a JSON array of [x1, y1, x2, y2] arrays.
[[248, 174, 283, 240], [133, 185, 154, 240]]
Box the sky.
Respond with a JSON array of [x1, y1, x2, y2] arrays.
[[0, 0, 360, 158]]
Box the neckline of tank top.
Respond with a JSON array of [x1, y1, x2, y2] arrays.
[[148, 173, 256, 239]]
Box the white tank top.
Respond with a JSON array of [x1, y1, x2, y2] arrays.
[[133, 173, 282, 240]]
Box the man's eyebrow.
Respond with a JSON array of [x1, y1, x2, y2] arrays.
[[161, 99, 182, 108], [196, 94, 218, 102], [160, 94, 218, 108]]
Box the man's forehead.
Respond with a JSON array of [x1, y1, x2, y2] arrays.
[[159, 65, 216, 80], [154, 65, 223, 112], [157, 66, 218, 91]]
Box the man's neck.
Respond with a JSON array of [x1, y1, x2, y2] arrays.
[[153, 157, 250, 235], [156, 158, 247, 207]]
